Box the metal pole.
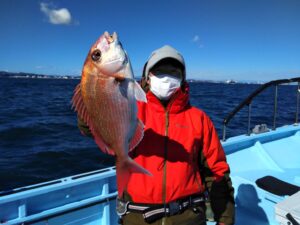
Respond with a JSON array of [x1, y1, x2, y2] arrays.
[[222, 124, 226, 141], [273, 85, 278, 130], [296, 82, 300, 124], [247, 103, 252, 135]]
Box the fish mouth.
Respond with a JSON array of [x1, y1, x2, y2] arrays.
[[104, 31, 117, 44], [105, 31, 127, 66], [97, 31, 128, 74]]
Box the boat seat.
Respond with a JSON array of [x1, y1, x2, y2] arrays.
[[256, 176, 300, 196]]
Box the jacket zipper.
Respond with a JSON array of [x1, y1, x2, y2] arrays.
[[161, 92, 179, 206], [161, 109, 169, 225], [159, 92, 180, 225], [162, 110, 169, 205]]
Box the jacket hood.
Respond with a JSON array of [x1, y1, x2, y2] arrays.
[[143, 45, 186, 81]]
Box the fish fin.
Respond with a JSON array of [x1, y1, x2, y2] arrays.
[[129, 119, 144, 151], [133, 81, 147, 102], [72, 83, 90, 124], [72, 83, 115, 156], [94, 136, 115, 156], [116, 158, 152, 197]]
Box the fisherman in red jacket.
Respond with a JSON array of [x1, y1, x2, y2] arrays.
[[78, 45, 235, 225]]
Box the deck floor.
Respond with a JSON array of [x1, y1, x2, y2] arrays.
[[225, 127, 300, 225]]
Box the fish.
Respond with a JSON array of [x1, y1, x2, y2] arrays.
[[72, 31, 151, 197]]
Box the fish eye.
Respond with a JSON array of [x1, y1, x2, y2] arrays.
[[91, 49, 101, 61]]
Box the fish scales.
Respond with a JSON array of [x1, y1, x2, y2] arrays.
[[89, 77, 130, 151]]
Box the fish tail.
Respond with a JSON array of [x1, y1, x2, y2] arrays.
[[116, 157, 152, 197]]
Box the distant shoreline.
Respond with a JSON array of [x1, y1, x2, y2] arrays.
[[0, 71, 80, 80], [0, 71, 266, 84]]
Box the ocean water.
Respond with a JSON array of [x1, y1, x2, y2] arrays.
[[0, 77, 298, 191]]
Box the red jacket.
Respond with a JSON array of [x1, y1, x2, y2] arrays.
[[127, 85, 230, 204]]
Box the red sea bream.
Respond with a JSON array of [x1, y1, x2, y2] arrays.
[[72, 32, 151, 196]]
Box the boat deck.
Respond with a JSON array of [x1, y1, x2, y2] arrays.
[[224, 124, 300, 225]]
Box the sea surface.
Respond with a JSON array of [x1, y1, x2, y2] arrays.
[[0, 77, 298, 191]]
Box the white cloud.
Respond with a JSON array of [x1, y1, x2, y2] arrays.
[[35, 65, 45, 69], [192, 35, 200, 42], [191, 35, 204, 48], [40, 2, 72, 25]]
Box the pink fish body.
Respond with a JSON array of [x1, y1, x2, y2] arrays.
[[72, 32, 151, 196]]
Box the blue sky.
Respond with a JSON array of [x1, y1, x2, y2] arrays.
[[1, 0, 300, 81]]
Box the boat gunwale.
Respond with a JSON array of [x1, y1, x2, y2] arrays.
[[0, 167, 116, 202]]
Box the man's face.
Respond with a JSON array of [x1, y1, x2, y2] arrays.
[[146, 63, 183, 101]]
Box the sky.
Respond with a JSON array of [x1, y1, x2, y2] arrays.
[[1, 0, 300, 81]]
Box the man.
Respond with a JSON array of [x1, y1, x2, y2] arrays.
[[78, 45, 235, 225]]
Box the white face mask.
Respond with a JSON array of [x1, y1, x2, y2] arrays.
[[149, 74, 181, 100]]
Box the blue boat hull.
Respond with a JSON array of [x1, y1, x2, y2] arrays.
[[1, 124, 300, 225]]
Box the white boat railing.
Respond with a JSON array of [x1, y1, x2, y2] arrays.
[[222, 77, 300, 141]]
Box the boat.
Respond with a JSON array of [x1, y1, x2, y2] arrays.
[[1, 78, 300, 225], [226, 79, 237, 84]]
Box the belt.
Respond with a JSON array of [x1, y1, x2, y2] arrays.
[[116, 194, 205, 223]]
